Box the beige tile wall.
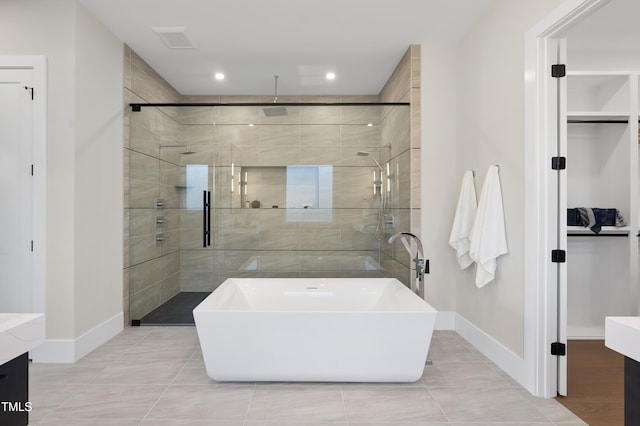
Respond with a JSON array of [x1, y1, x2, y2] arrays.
[[124, 45, 182, 324], [379, 45, 422, 287], [124, 45, 420, 320], [178, 100, 393, 290]]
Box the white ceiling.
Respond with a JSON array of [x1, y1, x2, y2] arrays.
[[79, 0, 496, 96]]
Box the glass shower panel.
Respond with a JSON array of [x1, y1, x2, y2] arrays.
[[128, 106, 184, 323], [212, 104, 389, 283], [174, 107, 215, 312], [127, 103, 410, 325], [128, 106, 216, 324]]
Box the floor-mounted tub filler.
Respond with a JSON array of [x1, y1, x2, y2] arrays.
[[193, 277, 436, 382]]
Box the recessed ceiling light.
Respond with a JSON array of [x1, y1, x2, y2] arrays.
[[326, 72, 336, 80], [214, 72, 225, 80]]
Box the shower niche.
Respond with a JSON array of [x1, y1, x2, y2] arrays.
[[234, 165, 333, 213]]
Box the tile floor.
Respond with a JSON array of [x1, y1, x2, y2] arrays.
[[28, 327, 587, 425]]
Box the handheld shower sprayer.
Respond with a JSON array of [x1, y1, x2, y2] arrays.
[[388, 232, 428, 299]]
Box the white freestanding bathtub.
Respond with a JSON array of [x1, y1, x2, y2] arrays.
[[193, 277, 436, 382]]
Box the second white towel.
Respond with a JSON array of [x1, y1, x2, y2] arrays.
[[449, 170, 477, 269], [469, 165, 508, 288]]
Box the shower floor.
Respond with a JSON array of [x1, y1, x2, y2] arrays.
[[139, 292, 210, 325]]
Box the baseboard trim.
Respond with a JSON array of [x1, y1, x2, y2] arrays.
[[454, 313, 527, 388], [30, 312, 123, 363], [74, 312, 124, 361]]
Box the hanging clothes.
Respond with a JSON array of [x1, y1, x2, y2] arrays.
[[449, 170, 477, 269], [469, 165, 508, 288]]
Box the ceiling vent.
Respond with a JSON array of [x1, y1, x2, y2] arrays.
[[152, 26, 195, 49]]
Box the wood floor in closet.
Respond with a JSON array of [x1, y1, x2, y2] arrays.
[[555, 340, 624, 426]]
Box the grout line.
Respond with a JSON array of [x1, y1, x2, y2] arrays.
[[339, 384, 350, 425], [242, 382, 257, 426], [135, 328, 198, 423], [425, 386, 451, 424], [137, 376, 173, 423]]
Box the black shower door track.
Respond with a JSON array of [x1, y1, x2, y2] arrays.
[[130, 102, 409, 111]]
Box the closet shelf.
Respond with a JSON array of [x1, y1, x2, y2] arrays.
[[567, 226, 630, 236], [567, 112, 630, 123]]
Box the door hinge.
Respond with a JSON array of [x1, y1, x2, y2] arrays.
[[551, 64, 566, 78], [551, 249, 566, 263], [24, 86, 34, 100], [31, 240, 34, 252], [31, 164, 34, 176], [551, 157, 566, 170], [551, 342, 566, 356]]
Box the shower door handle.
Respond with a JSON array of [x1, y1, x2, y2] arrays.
[[203, 190, 211, 247], [207, 190, 211, 246], [202, 191, 206, 247]]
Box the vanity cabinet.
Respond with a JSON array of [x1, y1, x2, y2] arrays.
[[605, 317, 640, 425], [0, 353, 29, 426], [565, 72, 639, 338], [0, 313, 45, 426]]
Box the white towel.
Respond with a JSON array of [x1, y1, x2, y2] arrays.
[[469, 165, 508, 288], [449, 170, 477, 269]]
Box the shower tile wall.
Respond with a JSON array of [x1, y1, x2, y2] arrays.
[[177, 101, 394, 291], [124, 45, 421, 322], [124, 45, 183, 322], [379, 45, 421, 287]]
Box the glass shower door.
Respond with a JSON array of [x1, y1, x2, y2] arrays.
[[156, 108, 216, 324], [128, 106, 216, 325]]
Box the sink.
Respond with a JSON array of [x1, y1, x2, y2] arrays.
[[605, 316, 640, 362], [0, 313, 45, 365]]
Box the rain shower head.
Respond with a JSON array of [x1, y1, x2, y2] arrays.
[[263, 75, 288, 117], [159, 144, 196, 155], [263, 105, 288, 117]]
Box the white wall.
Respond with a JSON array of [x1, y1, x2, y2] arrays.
[[0, 0, 77, 339], [74, 3, 123, 337], [421, 0, 565, 357], [568, 49, 640, 71], [0, 0, 123, 359], [420, 44, 458, 313], [564, 0, 640, 71]]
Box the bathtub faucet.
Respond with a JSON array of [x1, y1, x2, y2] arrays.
[[388, 232, 428, 299]]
